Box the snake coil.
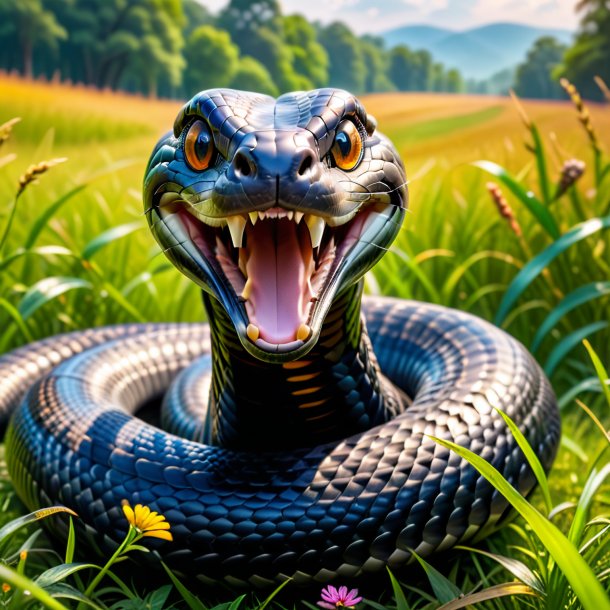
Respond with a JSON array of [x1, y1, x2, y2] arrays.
[[0, 88, 559, 587]]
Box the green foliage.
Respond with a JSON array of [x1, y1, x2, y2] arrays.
[[283, 15, 329, 89], [0, 0, 470, 98], [183, 26, 239, 95], [317, 22, 367, 93], [231, 56, 278, 97], [560, 0, 610, 101], [514, 36, 567, 100], [0, 0, 66, 78]]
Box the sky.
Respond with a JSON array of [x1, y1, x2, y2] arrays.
[[201, 0, 580, 33]]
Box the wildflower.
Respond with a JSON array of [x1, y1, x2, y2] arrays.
[[2, 583, 10, 593], [556, 158, 585, 198], [122, 501, 173, 541], [318, 585, 362, 609], [486, 182, 522, 237], [19, 550, 27, 562]]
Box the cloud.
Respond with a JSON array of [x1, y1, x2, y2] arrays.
[[201, 0, 579, 33]]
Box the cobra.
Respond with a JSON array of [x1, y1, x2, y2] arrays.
[[1, 88, 559, 587]]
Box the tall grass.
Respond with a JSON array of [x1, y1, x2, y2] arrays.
[[0, 76, 609, 608]]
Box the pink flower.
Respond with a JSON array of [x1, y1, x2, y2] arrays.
[[317, 585, 362, 608]]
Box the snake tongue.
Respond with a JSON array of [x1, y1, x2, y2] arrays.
[[243, 218, 314, 344]]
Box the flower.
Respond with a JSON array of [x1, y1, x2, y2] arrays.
[[317, 585, 362, 608], [121, 501, 173, 541]]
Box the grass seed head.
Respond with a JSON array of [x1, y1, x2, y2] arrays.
[[17, 157, 67, 196], [594, 75, 610, 104], [556, 158, 586, 198], [486, 181, 522, 237], [0, 117, 20, 147], [560, 78, 601, 152]]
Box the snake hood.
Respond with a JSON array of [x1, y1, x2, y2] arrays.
[[144, 88, 407, 361]]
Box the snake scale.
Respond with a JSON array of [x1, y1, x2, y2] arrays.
[[0, 88, 559, 587]]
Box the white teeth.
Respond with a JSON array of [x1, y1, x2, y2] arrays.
[[247, 324, 260, 342], [241, 277, 253, 300], [305, 214, 326, 249], [226, 215, 247, 248], [294, 211, 304, 224], [258, 211, 265, 221], [287, 211, 294, 221], [249, 212, 258, 225]]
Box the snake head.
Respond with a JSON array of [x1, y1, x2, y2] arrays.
[[144, 88, 407, 362]]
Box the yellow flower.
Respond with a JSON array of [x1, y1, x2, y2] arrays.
[[2, 583, 10, 593], [121, 501, 173, 542]]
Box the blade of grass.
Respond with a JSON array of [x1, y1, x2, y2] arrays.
[[544, 321, 608, 377], [0, 564, 69, 610], [429, 435, 610, 609], [455, 546, 544, 593], [0, 506, 78, 547], [160, 562, 207, 610], [531, 282, 610, 353], [495, 215, 610, 325], [411, 552, 462, 603], [17, 277, 93, 320], [582, 339, 610, 408], [386, 567, 410, 610], [81, 221, 142, 260], [473, 160, 559, 238], [494, 407, 553, 514], [437, 582, 537, 610]]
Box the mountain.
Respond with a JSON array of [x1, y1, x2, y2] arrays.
[[383, 22, 574, 80]]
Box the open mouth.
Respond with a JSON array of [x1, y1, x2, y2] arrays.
[[158, 198, 394, 351]]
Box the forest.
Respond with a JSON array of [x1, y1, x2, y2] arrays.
[[1, 0, 608, 100]]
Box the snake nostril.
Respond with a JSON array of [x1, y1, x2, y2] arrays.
[[297, 153, 314, 177], [234, 151, 253, 177]]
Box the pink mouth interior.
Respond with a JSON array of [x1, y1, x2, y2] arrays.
[[244, 219, 314, 344]]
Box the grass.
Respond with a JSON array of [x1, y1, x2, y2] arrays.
[[0, 73, 609, 608]]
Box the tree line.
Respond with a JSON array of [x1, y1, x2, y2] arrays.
[[513, 0, 609, 101], [0, 0, 466, 98]]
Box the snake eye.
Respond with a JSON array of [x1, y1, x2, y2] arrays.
[[184, 120, 214, 171], [330, 120, 363, 171]]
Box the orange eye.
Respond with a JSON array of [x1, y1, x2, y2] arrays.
[[330, 120, 363, 171], [184, 120, 214, 171]]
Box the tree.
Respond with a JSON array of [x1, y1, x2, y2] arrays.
[[318, 22, 366, 93], [360, 38, 394, 93], [231, 56, 279, 96], [514, 37, 566, 99], [182, 0, 213, 37], [388, 45, 414, 91], [283, 14, 328, 88], [560, 0, 610, 100], [183, 25, 239, 95], [0, 0, 66, 78], [445, 68, 464, 93], [217, 0, 282, 45]]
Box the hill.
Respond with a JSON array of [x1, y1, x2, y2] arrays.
[[383, 22, 574, 79]]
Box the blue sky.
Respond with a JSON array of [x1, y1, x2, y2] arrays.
[[202, 0, 579, 32]]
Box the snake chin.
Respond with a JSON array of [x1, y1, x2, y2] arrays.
[[158, 199, 396, 357]]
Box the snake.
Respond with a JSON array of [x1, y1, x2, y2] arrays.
[[0, 88, 560, 587]]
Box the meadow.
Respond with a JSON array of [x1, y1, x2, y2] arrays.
[[0, 74, 609, 609]]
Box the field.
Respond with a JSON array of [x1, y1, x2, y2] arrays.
[[0, 74, 609, 609]]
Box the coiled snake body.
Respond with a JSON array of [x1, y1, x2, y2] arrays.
[[0, 88, 559, 586]]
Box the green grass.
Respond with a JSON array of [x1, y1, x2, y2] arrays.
[[0, 74, 609, 608]]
